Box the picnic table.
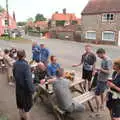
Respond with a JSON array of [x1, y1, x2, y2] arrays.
[[34, 77, 95, 120]]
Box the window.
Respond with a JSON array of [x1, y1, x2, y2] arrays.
[[5, 19, 8, 26], [86, 31, 96, 40], [102, 31, 115, 41], [102, 13, 114, 21]]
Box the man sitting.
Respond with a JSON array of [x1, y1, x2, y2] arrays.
[[41, 68, 85, 113], [33, 62, 48, 84], [47, 56, 60, 78]]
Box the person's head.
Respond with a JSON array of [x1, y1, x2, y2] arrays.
[[38, 62, 46, 71], [40, 44, 45, 49], [4, 49, 10, 55], [85, 44, 92, 53], [32, 41, 37, 47], [17, 49, 26, 60], [113, 59, 120, 72], [56, 68, 64, 78], [96, 48, 106, 59], [50, 55, 57, 64]]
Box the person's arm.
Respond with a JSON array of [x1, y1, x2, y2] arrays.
[[40, 78, 56, 85], [100, 60, 112, 74], [46, 49, 50, 59], [107, 81, 120, 92], [13, 63, 15, 78], [72, 56, 83, 67], [24, 64, 35, 94], [47, 65, 52, 77]]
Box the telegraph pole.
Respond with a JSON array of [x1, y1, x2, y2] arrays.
[[6, 0, 10, 38]]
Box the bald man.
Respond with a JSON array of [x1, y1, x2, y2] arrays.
[[33, 62, 48, 84]]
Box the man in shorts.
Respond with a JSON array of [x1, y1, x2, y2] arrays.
[[95, 48, 112, 112], [72, 44, 96, 90]]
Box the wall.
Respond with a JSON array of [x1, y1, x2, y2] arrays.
[[81, 13, 120, 45]]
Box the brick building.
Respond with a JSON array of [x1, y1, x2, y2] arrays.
[[0, 11, 16, 36], [81, 0, 120, 45], [51, 9, 80, 27]]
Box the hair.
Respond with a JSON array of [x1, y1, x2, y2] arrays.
[[50, 55, 56, 61], [4, 49, 10, 54], [114, 58, 120, 69], [85, 44, 91, 48], [17, 49, 26, 60], [96, 48, 106, 54], [56, 68, 64, 77]]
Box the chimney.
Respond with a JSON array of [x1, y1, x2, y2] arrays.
[[55, 11, 58, 14], [63, 8, 66, 14], [13, 11, 16, 21]]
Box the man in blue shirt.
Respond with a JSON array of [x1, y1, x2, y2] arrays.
[[32, 42, 41, 62], [47, 56, 60, 77], [39, 44, 50, 66]]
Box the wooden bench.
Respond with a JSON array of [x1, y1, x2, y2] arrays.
[[70, 79, 85, 94], [73, 91, 95, 112], [53, 91, 95, 120]]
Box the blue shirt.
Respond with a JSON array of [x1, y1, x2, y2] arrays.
[[39, 48, 50, 63], [47, 63, 60, 77], [32, 45, 40, 62]]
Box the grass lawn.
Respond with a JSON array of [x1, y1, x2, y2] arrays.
[[0, 36, 32, 44]]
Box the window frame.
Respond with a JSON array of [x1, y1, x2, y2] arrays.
[[102, 13, 114, 22], [102, 31, 115, 41], [85, 31, 96, 40]]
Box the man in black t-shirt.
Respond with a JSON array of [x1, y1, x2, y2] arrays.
[[72, 44, 96, 90]]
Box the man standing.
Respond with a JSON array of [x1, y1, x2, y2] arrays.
[[32, 41, 40, 62], [4, 49, 15, 85], [13, 50, 34, 120], [39, 44, 50, 66], [95, 48, 112, 112], [72, 45, 96, 90]]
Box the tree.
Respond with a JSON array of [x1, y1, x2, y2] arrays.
[[27, 17, 34, 22], [35, 13, 46, 22], [17, 22, 26, 26], [0, 5, 4, 12]]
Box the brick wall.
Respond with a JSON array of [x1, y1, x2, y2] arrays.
[[81, 13, 120, 45]]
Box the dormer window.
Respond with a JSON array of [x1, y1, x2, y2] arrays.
[[102, 13, 114, 22]]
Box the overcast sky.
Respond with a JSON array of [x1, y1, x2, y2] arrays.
[[0, 0, 89, 22]]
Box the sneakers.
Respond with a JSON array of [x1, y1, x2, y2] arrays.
[[8, 82, 15, 86]]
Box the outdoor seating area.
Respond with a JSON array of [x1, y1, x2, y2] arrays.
[[0, 40, 120, 120]]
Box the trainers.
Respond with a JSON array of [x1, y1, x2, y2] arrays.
[[8, 82, 15, 86]]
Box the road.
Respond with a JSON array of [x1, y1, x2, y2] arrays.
[[0, 37, 119, 120]]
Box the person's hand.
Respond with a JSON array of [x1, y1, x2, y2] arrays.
[[72, 64, 77, 67], [96, 68, 101, 72], [92, 71, 96, 76], [40, 79, 46, 85], [107, 81, 115, 88]]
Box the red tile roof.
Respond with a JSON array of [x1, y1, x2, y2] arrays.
[[52, 13, 77, 21], [82, 0, 120, 15]]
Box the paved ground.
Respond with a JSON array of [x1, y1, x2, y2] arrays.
[[0, 37, 119, 120]]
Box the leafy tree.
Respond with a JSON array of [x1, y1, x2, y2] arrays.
[[0, 5, 4, 12], [17, 22, 26, 26], [35, 14, 46, 22], [27, 17, 34, 22]]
